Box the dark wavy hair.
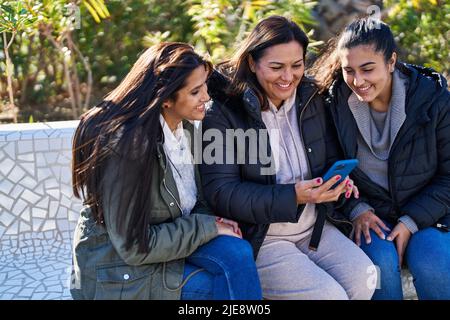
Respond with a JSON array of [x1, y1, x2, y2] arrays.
[[219, 15, 309, 111], [72, 42, 212, 252], [310, 17, 397, 92]]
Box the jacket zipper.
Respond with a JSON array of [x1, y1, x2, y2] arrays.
[[160, 150, 185, 293], [386, 84, 414, 207], [161, 149, 184, 213], [386, 121, 419, 210], [299, 88, 355, 235], [297, 87, 317, 176]]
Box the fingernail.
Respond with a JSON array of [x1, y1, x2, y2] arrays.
[[381, 234, 386, 240], [335, 175, 341, 181], [316, 178, 322, 184], [387, 236, 392, 241], [345, 192, 350, 198]]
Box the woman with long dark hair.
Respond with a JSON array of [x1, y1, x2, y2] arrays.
[[311, 17, 450, 299], [70, 42, 262, 300], [201, 16, 376, 300]]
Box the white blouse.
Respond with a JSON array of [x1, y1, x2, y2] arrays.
[[160, 115, 197, 216]]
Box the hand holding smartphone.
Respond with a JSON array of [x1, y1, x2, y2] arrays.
[[294, 159, 359, 205]]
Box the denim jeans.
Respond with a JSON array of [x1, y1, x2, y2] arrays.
[[360, 222, 450, 300], [180, 235, 262, 300]]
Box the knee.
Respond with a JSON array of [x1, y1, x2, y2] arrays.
[[317, 281, 350, 300], [409, 256, 449, 285], [344, 256, 378, 300], [368, 248, 399, 275], [212, 236, 255, 267], [407, 255, 450, 299], [362, 233, 399, 270], [407, 228, 450, 285], [350, 262, 377, 300], [218, 235, 254, 256], [316, 281, 349, 300]]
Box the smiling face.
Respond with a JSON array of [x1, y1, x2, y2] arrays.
[[161, 65, 210, 131], [249, 40, 304, 108], [339, 44, 396, 111]]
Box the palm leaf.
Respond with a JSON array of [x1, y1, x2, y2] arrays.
[[82, 0, 110, 23], [83, 0, 101, 23]]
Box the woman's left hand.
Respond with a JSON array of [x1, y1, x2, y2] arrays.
[[386, 222, 412, 267]]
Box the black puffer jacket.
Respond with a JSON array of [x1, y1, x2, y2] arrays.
[[328, 63, 450, 229], [200, 73, 351, 258]]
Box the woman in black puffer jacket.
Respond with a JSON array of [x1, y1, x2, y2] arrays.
[[200, 16, 376, 300], [312, 17, 450, 300]]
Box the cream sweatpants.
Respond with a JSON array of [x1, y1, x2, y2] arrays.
[[256, 221, 377, 300]]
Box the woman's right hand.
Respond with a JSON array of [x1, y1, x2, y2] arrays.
[[295, 175, 349, 205], [353, 210, 391, 246], [215, 217, 242, 238]]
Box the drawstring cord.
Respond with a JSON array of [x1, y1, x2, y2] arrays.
[[162, 262, 205, 292]]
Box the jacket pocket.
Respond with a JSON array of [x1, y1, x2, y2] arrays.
[[94, 263, 156, 300]]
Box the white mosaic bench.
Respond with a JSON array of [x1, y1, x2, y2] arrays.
[[0, 121, 82, 300], [0, 121, 417, 300]]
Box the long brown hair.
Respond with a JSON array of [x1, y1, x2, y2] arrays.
[[219, 15, 309, 111], [72, 42, 212, 252], [310, 17, 397, 92]]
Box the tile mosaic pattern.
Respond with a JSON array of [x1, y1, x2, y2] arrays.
[[0, 121, 82, 300]]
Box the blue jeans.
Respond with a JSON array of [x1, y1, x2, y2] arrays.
[[180, 235, 262, 300], [360, 222, 450, 300]]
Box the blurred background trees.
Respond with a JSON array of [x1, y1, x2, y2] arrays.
[[1, 0, 449, 123], [385, 0, 449, 77]]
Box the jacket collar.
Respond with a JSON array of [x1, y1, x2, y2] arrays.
[[155, 119, 202, 193], [242, 88, 262, 122]]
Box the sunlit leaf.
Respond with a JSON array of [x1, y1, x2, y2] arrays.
[[87, 0, 106, 19], [83, 1, 101, 23]]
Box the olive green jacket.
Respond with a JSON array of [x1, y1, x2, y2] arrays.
[[70, 121, 218, 300]]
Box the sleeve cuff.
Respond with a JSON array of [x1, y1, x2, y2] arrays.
[[398, 215, 419, 234], [349, 202, 374, 221]]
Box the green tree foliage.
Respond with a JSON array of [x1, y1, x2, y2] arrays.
[[1, 0, 318, 122], [1, 0, 448, 122], [0, 0, 109, 122], [186, 0, 317, 61], [385, 0, 450, 78], [0, 1, 37, 122], [77, 0, 193, 89]]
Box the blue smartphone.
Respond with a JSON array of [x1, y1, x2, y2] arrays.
[[322, 159, 359, 188]]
